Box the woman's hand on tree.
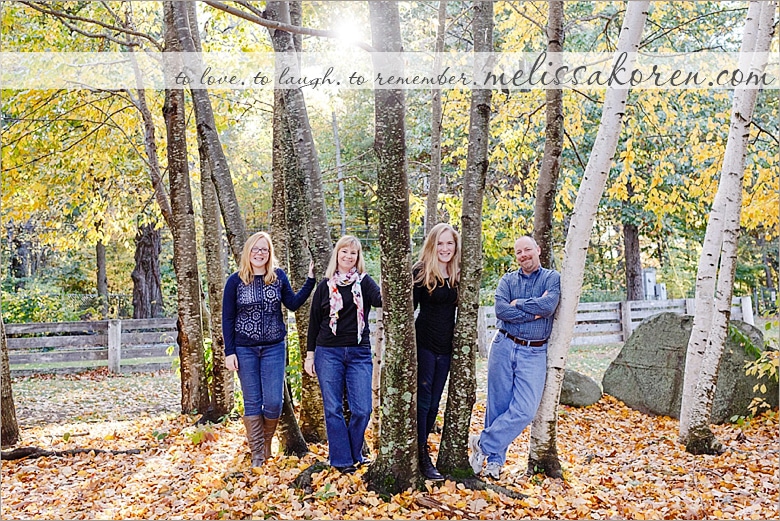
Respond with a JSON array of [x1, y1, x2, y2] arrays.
[[225, 354, 239, 371], [304, 352, 316, 377]]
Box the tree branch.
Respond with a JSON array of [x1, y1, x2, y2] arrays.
[[1, 446, 141, 460], [202, 0, 377, 52], [19, 1, 163, 51]]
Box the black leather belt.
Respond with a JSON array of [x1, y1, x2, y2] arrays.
[[499, 329, 548, 347]]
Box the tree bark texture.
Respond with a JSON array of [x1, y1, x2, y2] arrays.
[[679, 1, 775, 453], [198, 130, 234, 419], [127, 42, 174, 229], [532, 0, 565, 269], [363, 0, 420, 495], [171, 1, 247, 262], [265, 1, 332, 274], [131, 223, 164, 319], [163, 1, 208, 415], [1, 315, 19, 448], [426, 0, 447, 235], [266, 1, 328, 444], [527, 1, 650, 478], [96, 238, 109, 318], [623, 221, 644, 301], [438, 0, 493, 476], [276, 91, 328, 443]]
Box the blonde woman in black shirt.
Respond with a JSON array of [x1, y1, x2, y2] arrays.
[[412, 223, 461, 480]]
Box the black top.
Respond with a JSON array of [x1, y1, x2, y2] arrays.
[[307, 275, 383, 352], [413, 270, 458, 355]]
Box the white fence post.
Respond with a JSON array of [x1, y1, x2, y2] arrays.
[[685, 298, 696, 316], [740, 296, 755, 325], [108, 319, 122, 373]]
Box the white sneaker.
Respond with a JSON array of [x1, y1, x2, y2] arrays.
[[468, 435, 485, 475], [483, 461, 501, 479]]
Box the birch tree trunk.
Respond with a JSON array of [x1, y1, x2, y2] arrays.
[[171, 2, 247, 263], [527, 1, 650, 478], [1, 314, 19, 447], [437, 0, 493, 476], [363, 0, 419, 495], [426, 0, 447, 235], [679, 0, 775, 455], [163, 1, 208, 415], [532, 0, 565, 269]]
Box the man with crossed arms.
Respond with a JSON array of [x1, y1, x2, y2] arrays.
[[470, 235, 561, 479]]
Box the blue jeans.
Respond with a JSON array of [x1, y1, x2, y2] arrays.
[[235, 341, 286, 418], [417, 348, 451, 447], [479, 333, 547, 465], [315, 346, 373, 467]]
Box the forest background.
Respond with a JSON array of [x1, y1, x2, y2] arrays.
[[2, 1, 777, 323], [0, 0, 779, 517]]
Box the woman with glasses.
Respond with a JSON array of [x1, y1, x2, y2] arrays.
[[222, 231, 315, 468]]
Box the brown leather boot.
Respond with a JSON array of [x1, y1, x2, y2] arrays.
[[262, 416, 279, 460], [242, 415, 265, 467]]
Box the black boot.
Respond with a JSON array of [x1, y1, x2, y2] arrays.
[[419, 444, 444, 480]]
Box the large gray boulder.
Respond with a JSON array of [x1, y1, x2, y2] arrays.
[[560, 369, 602, 407], [602, 312, 778, 423]]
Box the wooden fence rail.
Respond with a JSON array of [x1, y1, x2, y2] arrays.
[[6, 296, 753, 375], [6, 318, 178, 376]]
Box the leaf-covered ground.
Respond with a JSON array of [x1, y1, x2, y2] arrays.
[[2, 360, 777, 520]]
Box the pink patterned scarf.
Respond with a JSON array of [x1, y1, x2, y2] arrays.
[[328, 268, 365, 343]]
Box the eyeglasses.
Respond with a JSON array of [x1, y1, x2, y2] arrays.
[[251, 247, 270, 254]]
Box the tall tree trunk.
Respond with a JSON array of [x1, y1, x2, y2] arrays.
[[527, 1, 650, 478], [183, 0, 233, 421], [679, 1, 775, 455], [270, 87, 313, 455], [266, 0, 327, 444], [198, 133, 234, 420], [131, 223, 164, 319], [171, 2, 247, 263], [364, 0, 419, 495], [163, 1, 208, 415], [438, 0, 493, 475], [426, 0, 448, 234], [624, 222, 644, 301], [265, 1, 331, 273], [1, 315, 19, 448], [96, 237, 109, 318], [532, 0, 565, 269]]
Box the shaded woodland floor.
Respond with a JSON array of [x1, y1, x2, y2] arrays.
[[2, 346, 777, 520]]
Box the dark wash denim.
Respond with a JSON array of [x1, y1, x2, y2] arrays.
[[417, 347, 451, 447], [235, 341, 286, 418], [315, 346, 373, 467]]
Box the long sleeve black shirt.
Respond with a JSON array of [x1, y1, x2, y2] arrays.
[[307, 275, 382, 352], [413, 273, 458, 356]]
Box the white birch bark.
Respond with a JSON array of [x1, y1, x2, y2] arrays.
[[679, 1, 775, 452], [527, 1, 650, 477]]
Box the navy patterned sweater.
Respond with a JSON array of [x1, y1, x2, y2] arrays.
[[222, 268, 315, 356]]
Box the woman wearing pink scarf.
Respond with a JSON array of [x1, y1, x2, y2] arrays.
[[304, 236, 382, 473]]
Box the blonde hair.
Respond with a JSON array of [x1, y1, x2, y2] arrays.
[[413, 223, 461, 292], [325, 235, 366, 278], [238, 231, 279, 285]]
